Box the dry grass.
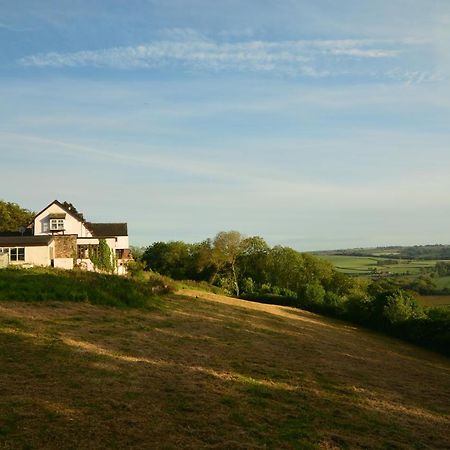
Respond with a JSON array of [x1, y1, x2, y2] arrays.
[[0, 290, 449, 449], [419, 295, 450, 307]]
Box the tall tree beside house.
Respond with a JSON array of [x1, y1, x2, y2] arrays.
[[0, 200, 34, 232]]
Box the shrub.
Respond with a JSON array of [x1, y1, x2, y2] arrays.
[[304, 281, 326, 305], [383, 291, 424, 324]]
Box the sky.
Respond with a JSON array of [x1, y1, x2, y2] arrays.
[[1, 0, 449, 250]]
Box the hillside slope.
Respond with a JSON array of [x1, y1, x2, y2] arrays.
[[1, 291, 449, 449]]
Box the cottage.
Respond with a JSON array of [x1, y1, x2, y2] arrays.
[[0, 200, 130, 275]]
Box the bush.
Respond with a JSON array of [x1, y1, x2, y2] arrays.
[[304, 281, 326, 305], [383, 291, 424, 324]]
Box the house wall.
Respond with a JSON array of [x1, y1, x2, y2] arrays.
[[0, 253, 8, 268], [116, 236, 129, 250], [53, 235, 77, 258], [8, 246, 51, 267], [34, 203, 92, 237], [54, 258, 74, 270]]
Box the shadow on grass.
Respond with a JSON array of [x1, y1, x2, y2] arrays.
[[1, 302, 449, 450]]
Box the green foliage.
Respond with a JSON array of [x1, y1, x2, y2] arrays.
[[0, 267, 163, 309], [435, 261, 450, 277], [139, 231, 449, 356], [304, 281, 326, 304], [142, 240, 216, 281], [0, 200, 34, 232], [383, 291, 424, 324], [90, 239, 116, 273]]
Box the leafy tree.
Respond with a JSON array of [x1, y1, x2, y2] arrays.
[[237, 236, 270, 288], [383, 291, 424, 324], [0, 200, 34, 232], [267, 246, 305, 292], [212, 231, 245, 296], [142, 241, 191, 279], [304, 281, 326, 304], [130, 246, 146, 261]]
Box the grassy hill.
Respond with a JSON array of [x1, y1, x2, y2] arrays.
[[1, 286, 449, 449]]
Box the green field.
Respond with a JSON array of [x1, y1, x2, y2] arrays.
[[319, 255, 441, 276]]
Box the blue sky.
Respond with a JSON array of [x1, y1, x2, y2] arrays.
[[1, 0, 449, 249]]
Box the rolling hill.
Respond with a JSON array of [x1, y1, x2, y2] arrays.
[[1, 289, 449, 449]]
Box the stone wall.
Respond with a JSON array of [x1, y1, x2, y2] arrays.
[[53, 235, 77, 259]]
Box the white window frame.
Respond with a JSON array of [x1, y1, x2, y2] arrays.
[[1, 247, 25, 261], [49, 219, 65, 231]]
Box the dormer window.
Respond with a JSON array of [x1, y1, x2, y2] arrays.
[[50, 219, 65, 231], [48, 213, 66, 232]]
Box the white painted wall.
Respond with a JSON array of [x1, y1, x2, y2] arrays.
[[7, 246, 51, 267], [77, 238, 100, 245], [54, 258, 74, 270], [34, 203, 92, 238], [116, 235, 129, 250]]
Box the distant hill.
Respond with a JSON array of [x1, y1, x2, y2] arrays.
[[314, 244, 450, 260]]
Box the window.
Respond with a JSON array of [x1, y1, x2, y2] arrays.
[[9, 248, 25, 261], [77, 245, 89, 259], [77, 244, 98, 259], [50, 219, 65, 231]]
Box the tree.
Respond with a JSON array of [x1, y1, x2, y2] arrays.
[[0, 200, 34, 232], [383, 291, 424, 323], [237, 236, 270, 288], [142, 241, 191, 279], [187, 239, 216, 281], [212, 231, 245, 296]]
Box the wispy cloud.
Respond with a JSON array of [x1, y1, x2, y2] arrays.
[[19, 31, 406, 77]]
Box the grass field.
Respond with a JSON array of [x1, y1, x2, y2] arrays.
[[1, 290, 449, 449], [418, 295, 450, 308], [319, 255, 440, 276]]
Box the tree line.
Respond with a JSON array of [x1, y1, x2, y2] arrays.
[[137, 231, 450, 356]]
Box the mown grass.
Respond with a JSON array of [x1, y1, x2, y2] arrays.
[[0, 294, 449, 449], [0, 267, 163, 309]]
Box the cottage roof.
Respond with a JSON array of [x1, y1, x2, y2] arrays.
[[32, 200, 84, 223], [86, 223, 128, 237], [0, 236, 54, 247]]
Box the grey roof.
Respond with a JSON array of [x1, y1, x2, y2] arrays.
[[0, 236, 53, 247], [0, 230, 33, 237], [86, 223, 128, 237]]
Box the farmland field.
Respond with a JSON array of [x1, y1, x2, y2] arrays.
[[418, 295, 450, 308], [319, 255, 441, 276]]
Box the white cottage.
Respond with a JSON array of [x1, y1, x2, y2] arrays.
[[0, 200, 131, 275]]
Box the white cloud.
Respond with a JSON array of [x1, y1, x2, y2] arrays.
[[19, 33, 407, 77]]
